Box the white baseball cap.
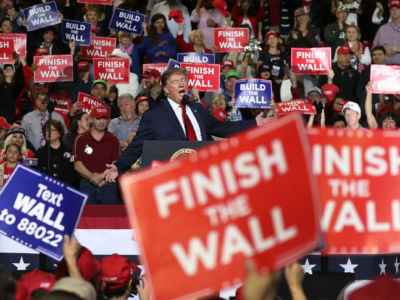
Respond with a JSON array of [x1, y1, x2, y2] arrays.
[[342, 101, 361, 114]]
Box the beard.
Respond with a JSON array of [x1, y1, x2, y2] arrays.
[[122, 113, 132, 121]]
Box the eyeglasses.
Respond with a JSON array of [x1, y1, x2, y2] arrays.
[[168, 78, 188, 86]]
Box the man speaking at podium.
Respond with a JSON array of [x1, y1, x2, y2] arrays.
[[104, 68, 266, 181]]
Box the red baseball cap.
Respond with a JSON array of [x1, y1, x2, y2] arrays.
[[141, 69, 161, 78], [16, 269, 56, 300], [100, 254, 138, 291], [135, 96, 150, 106], [222, 60, 235, 69], [348, 276, 400, 300], [391, 0, 400, 8], [168, 9, 184, 23], [321, 83, 340, 101], [35, 47, 49, 56], [265, 30, 279, 40], [77, 61, 90, 72], [91, 106, 110, 119], [0, 117, 11, 130], [56, 246, 100, 281], [212, 107, 228, 122], [337, 45, 351, 55], [213, 0, 229, 16]]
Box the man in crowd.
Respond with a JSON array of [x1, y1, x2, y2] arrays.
[[343, 101, 364, 130], [324, 5, 348, 55], [137, 69, 163, 102], [319, 46, 359, 103], [73, 106, 121, 204], [108, 94, 140, 150], [22, 90, 67, 150], [373, 0, 400, 65], [105, 68, 267, 181]]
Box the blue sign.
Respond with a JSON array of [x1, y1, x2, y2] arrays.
[[23, 2, 61, 32], [177, 52, 215, 64], [62, 19, 92, 47], [167, 58, 181, 70], [0, 165, 87, 261], [109, 8, 145, 35], [234, 79, 272, 109]]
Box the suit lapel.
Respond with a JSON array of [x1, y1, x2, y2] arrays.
[[162, 100, 186, 139]]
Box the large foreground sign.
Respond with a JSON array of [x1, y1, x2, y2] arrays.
[[120, 114, 320, 299], [309, 128, 400, 254]]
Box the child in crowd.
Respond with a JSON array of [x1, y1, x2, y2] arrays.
[[0, 143, 21, 188]]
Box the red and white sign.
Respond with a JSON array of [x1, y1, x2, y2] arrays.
[[81, 36, 116, 60], [93, 57, 130, 83], [291, 47, 331, 75], [0, 38, 14, 64], [77, 92, 109, 116], [77, 0, 112, 6], [33, 54, 73, 83], [370, 64, 400, 94], [308, 128, 400, 254], [275, 99, 316, 115], [50, 92, 72, 130], [0, 34, 27, 59], [214, 28, 249, 53], [120, 114, 320, 300], [181, 62, 220, 91], [143, 63, 167, 75]]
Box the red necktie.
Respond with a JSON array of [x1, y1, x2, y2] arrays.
[[180, 104, 197, 141]]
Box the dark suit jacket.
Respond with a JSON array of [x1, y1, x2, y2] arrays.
[[115, 99, 256, 173]]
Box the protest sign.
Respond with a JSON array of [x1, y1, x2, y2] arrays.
[[50, 92, 72, 130], [214, 28, 249, 52], [0, 165, 87, 261], [0, 39, 14, 64], [77, 92, 110, 116], [167, 58, 180, 70], [81, 36, 116, 60], [33, 55, 73, 83], [143, 63, 167, 75], [177, 52, 215, 64], [62, 19, 92, 47], [370, 64, 400, 94], [234, 79, 272, 109], [181, 63, 220, 91], [93, 57, 130, 83], [291, 48, 331, 75], [23, 2, 61, 32], [308, 128, 400, 254], [275, 100, 316, 115], [109, 8, 145, 35], [77, 0, 112, 5], [0, 34, 26, 60], [120, 113, 320, 299]]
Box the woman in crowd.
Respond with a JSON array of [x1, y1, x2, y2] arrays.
[[136, 14, 177, 64], [177, 21, 214, 53], [63, 112, 91, 152], [231, 0, 265, 40], [257, 31, 288, 102], [334, 25, 371, 73], [0, 143, 21, 189], [35, 120, 75, 186], [135, 96, 151, 119], [132, 14, 177, 76], [0, 127, 34, 163]]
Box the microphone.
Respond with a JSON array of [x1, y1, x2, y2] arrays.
[[181, 95, 190, 140], [182, 94, 190, 105]]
